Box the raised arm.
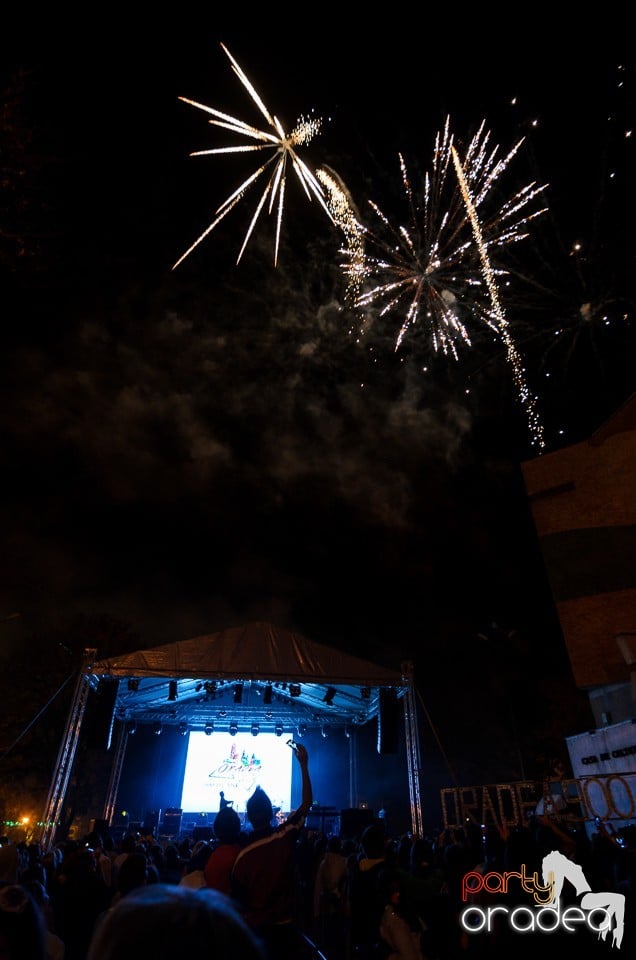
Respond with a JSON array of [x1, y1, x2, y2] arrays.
[[294, 742, 313, 817]]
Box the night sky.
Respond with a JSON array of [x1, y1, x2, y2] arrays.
[[1, 30, 634, 789]]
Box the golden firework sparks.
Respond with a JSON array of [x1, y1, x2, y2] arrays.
[[340, 117, 548, 361], [451, 145, 545, 451], [174, 43, 333, 269]]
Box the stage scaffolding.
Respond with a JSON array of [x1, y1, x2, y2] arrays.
[[401, 661, 424, 838], [39, 644, 424, 847], [39, 649, 98, 852], [103, 721, 128, 826]]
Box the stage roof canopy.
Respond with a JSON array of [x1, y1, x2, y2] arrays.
[[90, 621, 409, 737]]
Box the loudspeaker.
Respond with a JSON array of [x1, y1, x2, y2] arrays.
[[88, 818, 110, 840], [192, 826, 214, 842], [340, 807, 373, 840], [377, 687, 399, 754], [162, 808, 183, 836], [306, 807, 339, 835], [142, 810, 161, 834], [86, 679, 120, 750]]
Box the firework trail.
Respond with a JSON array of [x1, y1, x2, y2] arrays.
[[316, 165, 366, 332], [451, 146, 545, 450], [173, 43, 334, 269]]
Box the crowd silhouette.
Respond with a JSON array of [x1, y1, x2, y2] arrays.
[[1, 750, 634, 960]]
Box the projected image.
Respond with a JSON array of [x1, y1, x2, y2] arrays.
[[180, 732, 293, 814]]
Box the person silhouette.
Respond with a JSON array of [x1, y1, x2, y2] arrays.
[[86, 884, 266, 959], [219, 791, 232, 810], [204, 807, 244, 896], [230, 741, 313, 959]]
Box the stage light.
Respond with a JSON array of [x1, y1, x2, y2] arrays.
[[178, 721, 188, 736], [126, 721, 137, 735], [233, 684, 243, 704], [251, 723, 259, 737], [321, 725, 329, 738], [275, 723, 284, 737], [344, 726, 352, 739], [229, 721, 238, 736], [127, 678, 139, 692], [296, 723, 306, 738], [205, 723, 214, 736], [289, 683, 301, 697], [263, 684, 273, 705], [168, 680, 178, 702], [360, 687, 371, 700], [323, 687, 336, 706], [152, 722, 162, 736]]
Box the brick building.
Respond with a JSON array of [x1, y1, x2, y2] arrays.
[[521, 393, 636, 726]]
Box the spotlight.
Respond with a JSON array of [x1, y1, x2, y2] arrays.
[[289, 683, 301, 697], [263, 684, 273, 705], [275, 723, 284, 737], [205, 723, 214, 736], [126, 721, 137, 735], [323, 686, 336, 706], [321, 725, 329, 738], [229, 721, 238, 736], [251, 722, 260, 737], [233, 684, 243, 705], [178, 721, 188, 736], [344, 726, 352, 739], [296, 723, 306, 738], [127, 678, 139, 692], [152, 722, 162, 736], [360, 687, 371, 700], [168, 680, 178, 702]]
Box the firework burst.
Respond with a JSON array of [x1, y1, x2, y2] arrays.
[[338, 116, 548, 360], [330, 116, 548, 448], [173, 43, 334, 269], [503, 222, 636, 381]]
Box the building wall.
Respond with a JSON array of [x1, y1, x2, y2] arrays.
[[521, 394, 636, 699], [588, 682, 636, 728]]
